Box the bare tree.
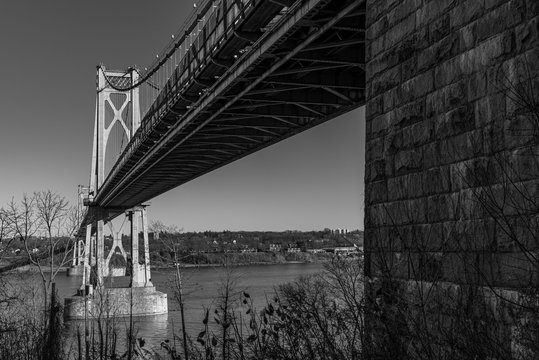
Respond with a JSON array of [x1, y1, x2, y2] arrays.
[[149, 220, 192, 360], [0, 206, 22, 342], [0, 207, 12, 243], [6, 191, 71, 317], [65, 204, 85, 239], [3, 194, 53, 358], [0, 207, 14, 261], [7, 194, 40, 268], [33, 190, 71, 301], [182, 257, 365, 360]]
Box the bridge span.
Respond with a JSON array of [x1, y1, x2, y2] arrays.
[[66, 0, 366, 318], [91, 0, 365, 212]]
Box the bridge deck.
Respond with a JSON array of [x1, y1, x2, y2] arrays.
[[95, 0, 366, 212]]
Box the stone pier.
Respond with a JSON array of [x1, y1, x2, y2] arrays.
[[64, 205, 167, 320], [64, 286, 167, 320], [364, 0, 539, 356]]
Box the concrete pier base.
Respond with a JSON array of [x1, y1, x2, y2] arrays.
[[64, 286, 167, 320], [66, 265, 84, 277]]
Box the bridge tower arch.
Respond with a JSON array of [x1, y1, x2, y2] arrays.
[[80, 68, 153, 291], [91, 67, 140, 192]]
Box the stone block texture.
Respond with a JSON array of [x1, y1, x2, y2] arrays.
[[64, 286, 168, 320], [365, 0, 539, 289]]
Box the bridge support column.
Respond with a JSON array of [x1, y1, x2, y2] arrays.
[[67, 238, 85, 277], [71, 240, 77, 267], [78, 239, 84, 265], [126, 205, 152, 287], [74, 224, 93, 291], [141, 207, 153, 287], [95, 215, 106, 287], [128, 208, 144, 287]]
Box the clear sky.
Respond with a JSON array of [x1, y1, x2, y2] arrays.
[[0, 0, 365, 232]]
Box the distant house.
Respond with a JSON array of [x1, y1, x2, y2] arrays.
[[286, 247, 301, 253], [269, 244, 281, 252], [334, 246, 359, 255]]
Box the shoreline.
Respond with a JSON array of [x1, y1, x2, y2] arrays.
[[152, 260, 314, 270], [8, 265, 70, 273], [7, 259, 327, 274], [5, 253, 363, 274]]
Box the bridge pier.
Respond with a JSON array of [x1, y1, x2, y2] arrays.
[[67, 239, 85, 276], [141, 206, 153, 287], [95, 209, 106, 287], [80, 224, 93, 286], [65, 206, 166, 320], [64, 67, 166, 319], [127, 206, 153, 287], [365, 0, 539, 356]]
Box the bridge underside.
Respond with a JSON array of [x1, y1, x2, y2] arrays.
[[93, 0, 365, 216]]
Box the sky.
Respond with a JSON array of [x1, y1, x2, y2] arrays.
[[0, 0, 365, 232]]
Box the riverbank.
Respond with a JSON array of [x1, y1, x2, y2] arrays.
[[153, 251, 333, 269], [7, 252, 334, 273], [8, 264, 69, 273], [153, 259, 314, 270]]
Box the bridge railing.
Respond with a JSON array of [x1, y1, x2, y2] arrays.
[[102, 0, 289, 192], [137, 0, 254, 123]]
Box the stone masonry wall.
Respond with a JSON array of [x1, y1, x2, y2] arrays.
[[64, 286, 167, 320], [365, 0, 539, 289]]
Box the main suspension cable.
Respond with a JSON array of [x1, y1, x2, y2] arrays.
[[99, 0, 217, 92]]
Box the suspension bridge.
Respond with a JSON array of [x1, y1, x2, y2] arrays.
[[65, 0, 366, 318]]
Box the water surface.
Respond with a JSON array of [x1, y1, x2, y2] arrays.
[[55, 262, 324, 352]]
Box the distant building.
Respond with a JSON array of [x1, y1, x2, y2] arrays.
[[332, 228, 350, 235], [333, 246, 359, 255], [286, 247, 301, 253], [269, 244, 281, 252]]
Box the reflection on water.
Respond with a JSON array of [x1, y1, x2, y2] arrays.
[[63, 313, 169, 355], [55, 262, 324, 353]]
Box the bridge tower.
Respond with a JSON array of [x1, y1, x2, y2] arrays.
[[89, 67, 140, 289], [84, 67, 153, 288], [65, 68, 166, 319]]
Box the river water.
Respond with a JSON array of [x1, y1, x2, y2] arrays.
[[52, 262, 324, 353]]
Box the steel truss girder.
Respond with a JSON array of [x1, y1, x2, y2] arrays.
[[220, 110, 314, 120], [246, 85, 308, 95], [95, 0, 365, 208], [260, 79, 364, 90], [204, 125, 283, 135], [207, 123, 289, 130], [193, 133, 264, 142], [222, 102, 327, 117], [322, 87, 354, 103], [271, 37, 365, 56], [228, 99, 338, 111], [217, 113, 304, 126], [291, 56, 364, 68]]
